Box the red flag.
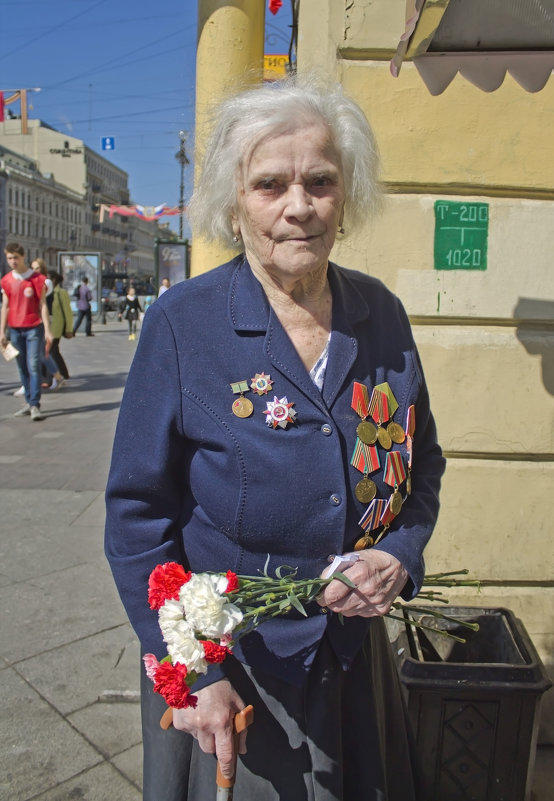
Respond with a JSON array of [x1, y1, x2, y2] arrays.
[[0, 93, 4, 123], [269, 0, 283, 14]]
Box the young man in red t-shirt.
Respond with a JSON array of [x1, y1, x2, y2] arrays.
[[1, 242, 53, 420]]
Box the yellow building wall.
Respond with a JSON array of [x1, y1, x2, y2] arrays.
[[299, 0, 554, 740]]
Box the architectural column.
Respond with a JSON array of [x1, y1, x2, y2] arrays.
[[191, 0, 265, 276]]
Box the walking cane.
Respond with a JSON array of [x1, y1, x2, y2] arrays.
[[160, 704, 254, 800]]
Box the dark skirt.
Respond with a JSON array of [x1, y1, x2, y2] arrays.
[[141, 618, 419, 801]]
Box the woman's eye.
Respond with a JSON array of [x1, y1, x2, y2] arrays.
[[256, 179, 278, 191], [311, 176, 332, 187]]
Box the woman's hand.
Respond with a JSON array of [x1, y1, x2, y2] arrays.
[[317, 550, 408, 617], [171, 679, 247, 779]]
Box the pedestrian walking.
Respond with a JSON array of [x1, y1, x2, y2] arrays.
[[73, 276, 94, 336], [120, 286, 142, 340], [31, 258, 65, 389], [1, 241, 53, 420], [48, 270, 73, 382]]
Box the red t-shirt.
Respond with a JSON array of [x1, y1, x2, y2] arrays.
[[1, 269, 46, 328]]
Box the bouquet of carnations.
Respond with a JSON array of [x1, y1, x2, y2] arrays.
[[143, 556, 481, 711]]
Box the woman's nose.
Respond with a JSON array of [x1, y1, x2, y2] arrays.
[[284, 184, 313, 220]]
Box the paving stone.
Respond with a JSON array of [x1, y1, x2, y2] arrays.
[[0, 669, 102, 801], [16, 625, 140, 716]]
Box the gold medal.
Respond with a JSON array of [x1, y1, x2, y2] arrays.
[[377, 425, 392, 450], [387, 422, 406, 444], [354, 534, 374, 551], [390, 489, 403, 515], [354, 477, 377, 504], [406, 471, 412, 495], [232, 397, 253, 418], [357, 420, 377, 445]]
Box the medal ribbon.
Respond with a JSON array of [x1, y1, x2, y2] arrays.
[[368, 388, 389, 424], [230, 380, 249, 394], [380, 497, 397, 527], [359, 498, 386, 532], [350, 438, 380, 474], [351, 382, 369, 418], [383, 451, 407, 488]]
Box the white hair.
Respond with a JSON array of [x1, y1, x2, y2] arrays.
[[187, 75, 382, 247]]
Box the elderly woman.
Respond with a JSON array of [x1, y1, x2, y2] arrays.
[[105, 77, 445, 801]]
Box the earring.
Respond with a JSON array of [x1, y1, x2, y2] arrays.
[[337, 208, 345, 235], [233, 235, 240, 243]]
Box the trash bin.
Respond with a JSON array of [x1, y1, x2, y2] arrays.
[[391, 606, 552, 801]]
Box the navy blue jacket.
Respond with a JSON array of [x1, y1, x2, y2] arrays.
[[105, 257, 445, 687]]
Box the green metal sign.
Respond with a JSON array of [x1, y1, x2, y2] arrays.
[[434, 200, 489, 270]]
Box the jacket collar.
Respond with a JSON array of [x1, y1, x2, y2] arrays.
[[229, 257, 371, 409]]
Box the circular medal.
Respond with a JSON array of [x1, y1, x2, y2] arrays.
[[354, 534, 374, 551], [356, 420, 377, 445], [387, 422, 406, 444], [377, 425, 392, 450], [354, 478, 377, 504], [232, 397, 254, 418], [390, 490, 403, 515]]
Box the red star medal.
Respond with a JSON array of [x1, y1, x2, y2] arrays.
[[250, 372, 274, 396], [263, 395, 297, 429]]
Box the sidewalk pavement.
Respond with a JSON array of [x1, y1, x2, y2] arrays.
[[1, 318, 552, 801]]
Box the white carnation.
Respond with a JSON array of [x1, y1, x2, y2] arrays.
[[180, 573, 243, 638]]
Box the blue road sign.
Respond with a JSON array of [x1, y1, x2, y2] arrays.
[[102, 137, 115, 151]]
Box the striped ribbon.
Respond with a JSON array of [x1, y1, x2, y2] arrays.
[[368, 388, 389, 424], [383, 450, 407, 487], [380, 496, 397, 527], [350, 438, 380, 474], [351, 381, 369, 418], [358, 498, 386, 532]]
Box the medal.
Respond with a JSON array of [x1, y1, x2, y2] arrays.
[[405, 405, 416, 493], [369, 387, 393, 450], [250, 372, 273, 396], [230, 380, 253, 418], [377, 426, 392, 450], [354, 534, 374, 551], [232, 397, 254, 418], [351, 382, 377, 443], [264, 396, 297, 429], [351, 437, 380, 503], [387, 421, 406, 444], [357, 420, 378, 445], [355, 478, 377, 504]]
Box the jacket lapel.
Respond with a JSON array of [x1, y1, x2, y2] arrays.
[[228, 258, 370, 411]]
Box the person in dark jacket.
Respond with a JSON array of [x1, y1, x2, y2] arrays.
[[105, 76, 445, 801], [72, 276, 93, 336], [120, 286, 143, 340]]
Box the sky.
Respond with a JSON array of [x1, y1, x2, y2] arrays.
[[0, 0, 293, 233]]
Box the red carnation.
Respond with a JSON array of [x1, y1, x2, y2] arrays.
[[148, 562, 191, 610], [202, 640, 230, 664], [225, 570, 239, 593], [153, 661, 198, 709], [269, 0, 283, 15]]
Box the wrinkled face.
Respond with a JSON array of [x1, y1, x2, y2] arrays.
[[234, 122, 345, 285]]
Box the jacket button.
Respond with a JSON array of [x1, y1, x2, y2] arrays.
[[330, 494, 342, 506], [321, 423, 333, 436]]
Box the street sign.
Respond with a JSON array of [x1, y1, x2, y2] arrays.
[[102, 136, 115, 151], [434, 200, 489, 271]]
